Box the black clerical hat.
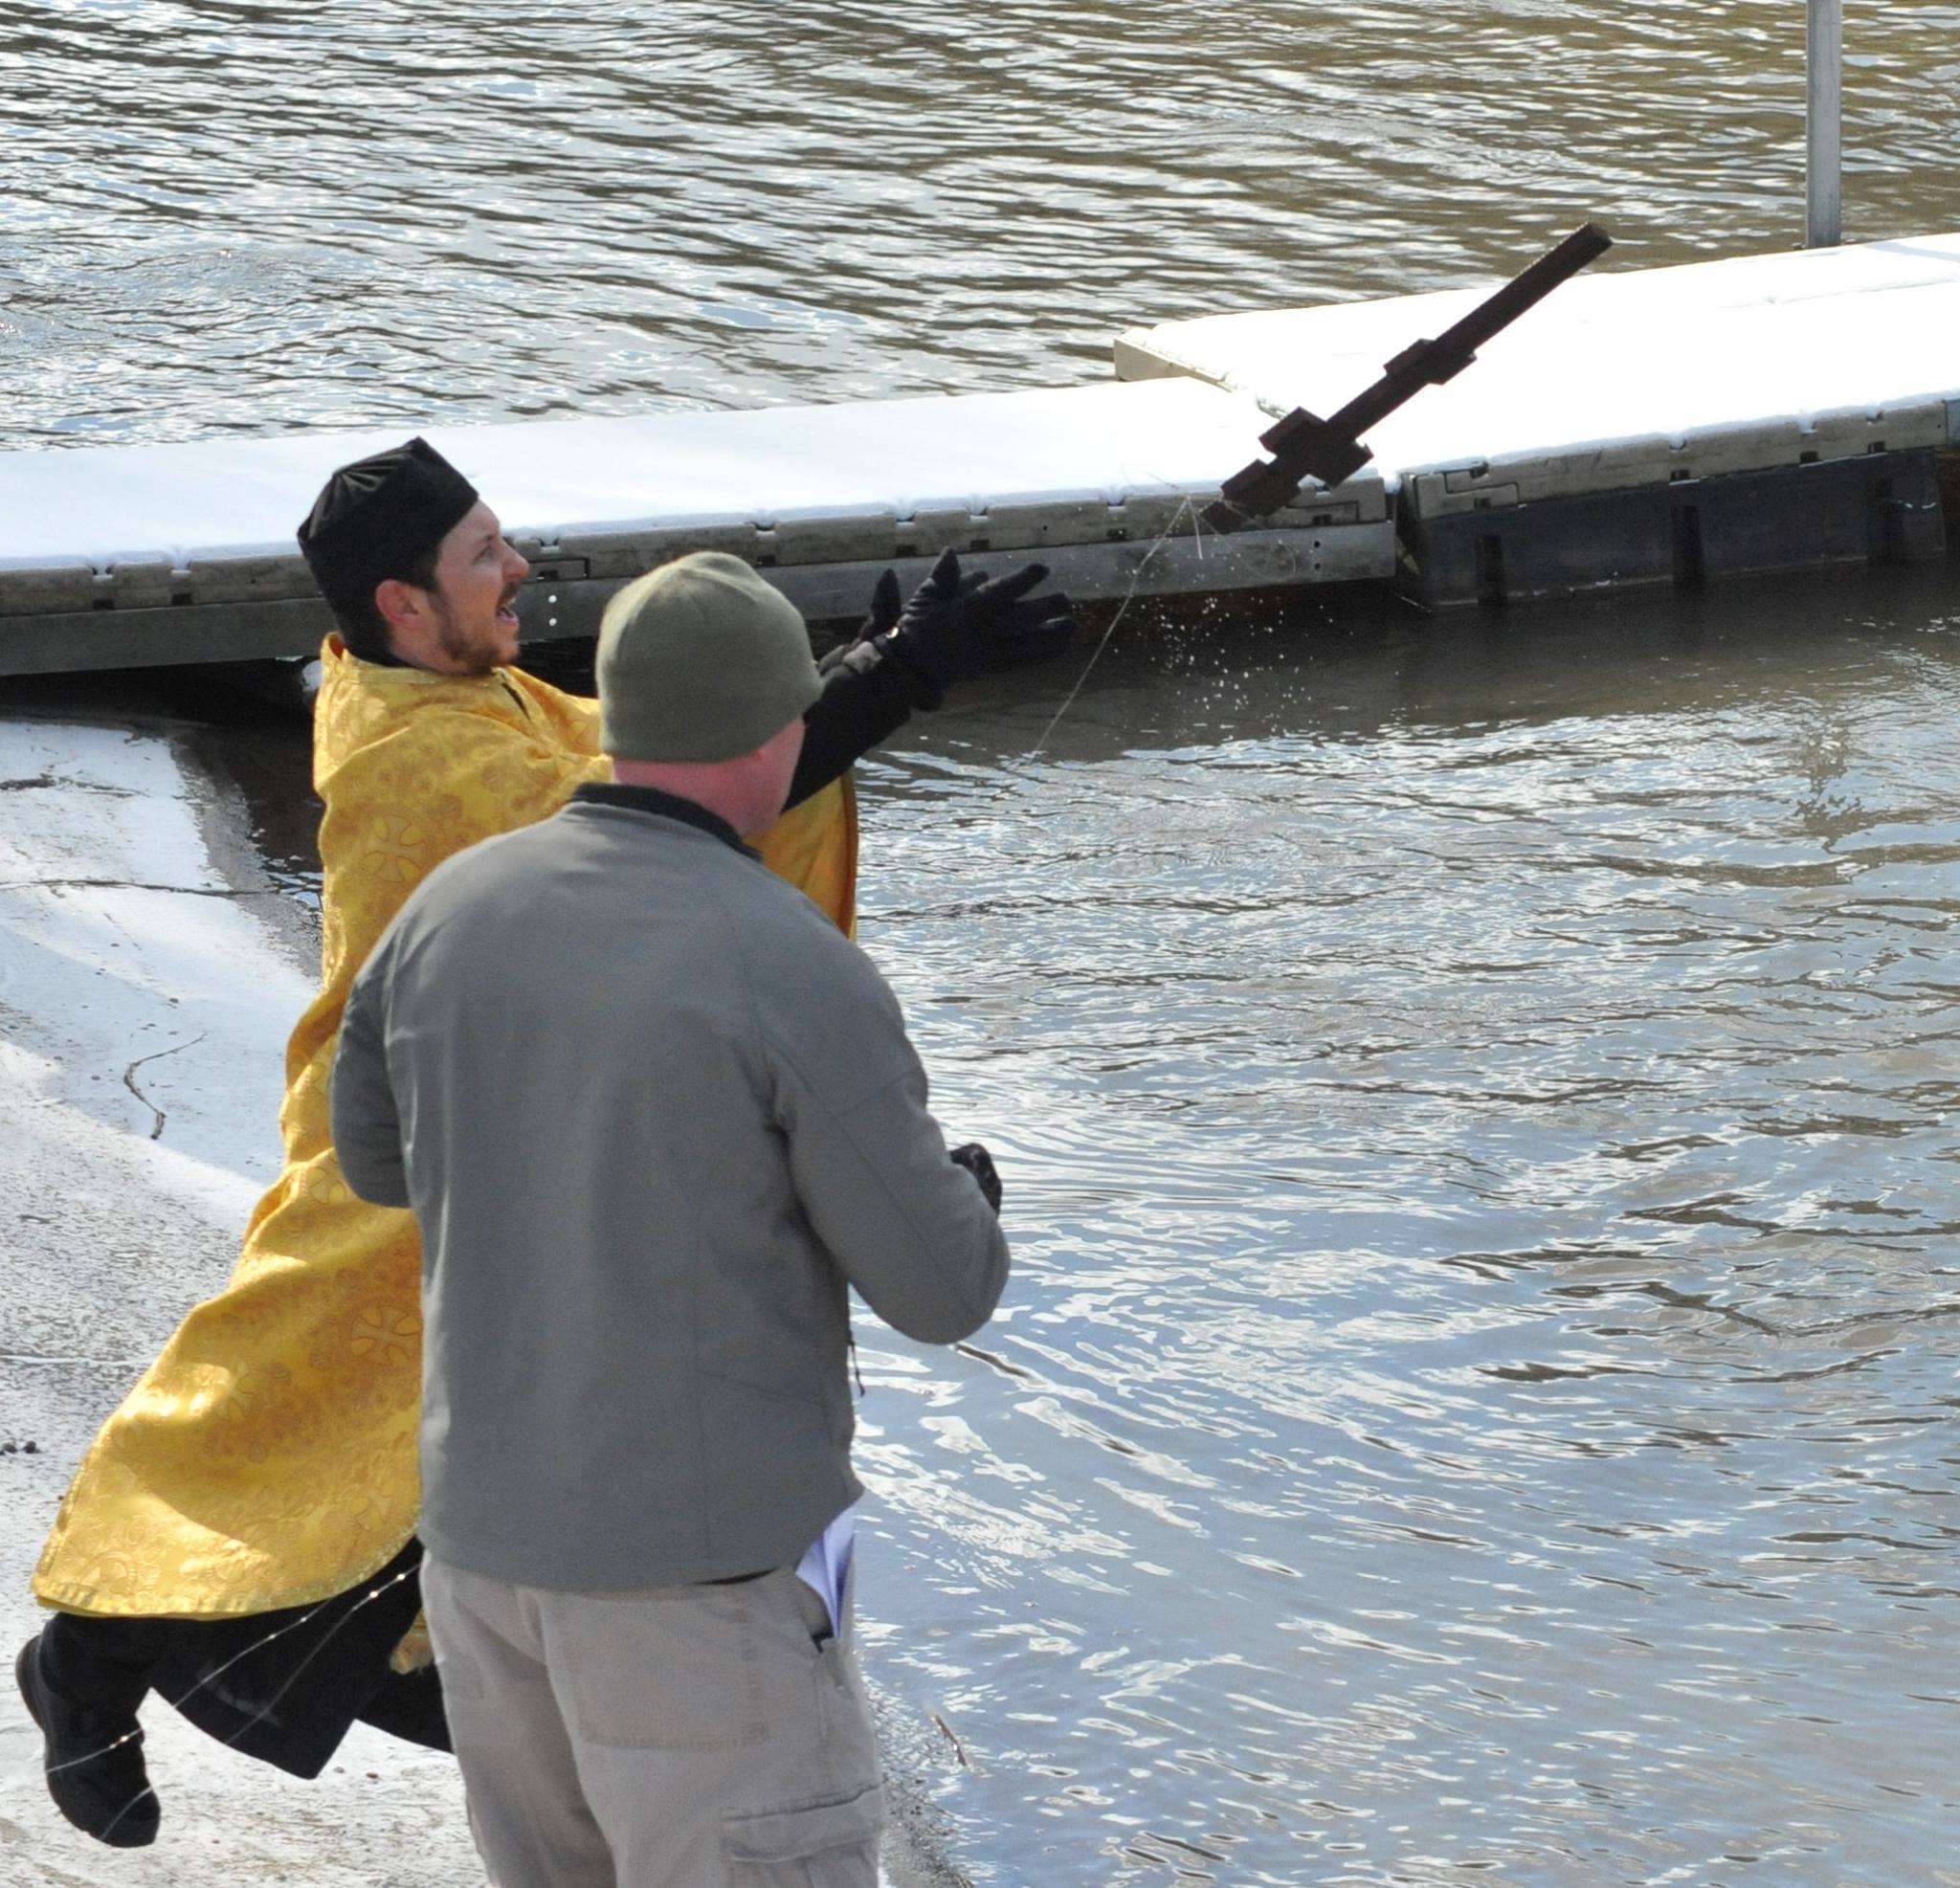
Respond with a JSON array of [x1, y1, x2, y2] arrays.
[[296, 436, 480, 604]]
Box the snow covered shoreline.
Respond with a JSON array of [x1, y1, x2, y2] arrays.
[[0, 708, 484, 1884]]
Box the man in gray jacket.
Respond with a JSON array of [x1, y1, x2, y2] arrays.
[[330, 550, 1011, 1888]]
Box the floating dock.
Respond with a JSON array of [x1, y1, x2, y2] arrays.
[[0, 380, 1385, 676], [1122, 231, 1960, 608], [2, 232, 1955, 676]]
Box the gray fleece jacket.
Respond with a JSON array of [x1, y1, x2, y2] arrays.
[[331, 784, 1009, 1591]]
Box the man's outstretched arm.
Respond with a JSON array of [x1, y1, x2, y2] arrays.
[[787, 555, 1075, 807]]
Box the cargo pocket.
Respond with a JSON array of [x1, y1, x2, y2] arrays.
[[723, 1781, 886, 1885]]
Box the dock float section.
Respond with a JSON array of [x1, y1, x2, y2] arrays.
[[2, 232, 1954, 677]]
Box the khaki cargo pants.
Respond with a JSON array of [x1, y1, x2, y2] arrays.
[[422, 1556, 885, 1887]]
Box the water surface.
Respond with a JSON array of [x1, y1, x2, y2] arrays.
[[2, 1, 1954, 440], [846, 574, 1960, 1883]]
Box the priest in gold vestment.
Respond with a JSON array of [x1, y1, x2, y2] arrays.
[[14, 436, 1073, 1849]]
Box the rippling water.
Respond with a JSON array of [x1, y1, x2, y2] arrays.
[[6, 2, 1957, 1882], [2, 0, 1956, 442], [846, 575, 1960, 1882]]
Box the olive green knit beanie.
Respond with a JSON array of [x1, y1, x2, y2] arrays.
[[596, 553, 821, 763]]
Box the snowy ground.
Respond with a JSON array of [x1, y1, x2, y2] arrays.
[[0, 708, 959, 1887]]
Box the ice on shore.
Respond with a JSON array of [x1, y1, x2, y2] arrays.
[[0, 715, 481, 1886]]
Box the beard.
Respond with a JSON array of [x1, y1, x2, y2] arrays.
[[429, 591, 508, 677]]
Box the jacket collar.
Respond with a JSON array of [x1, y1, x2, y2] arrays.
[[569, 781, 751, 855]]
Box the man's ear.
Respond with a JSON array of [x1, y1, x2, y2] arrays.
[[374, 577, 426, 635]]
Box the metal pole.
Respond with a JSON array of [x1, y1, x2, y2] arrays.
[[1807, 0, 1842, 247]]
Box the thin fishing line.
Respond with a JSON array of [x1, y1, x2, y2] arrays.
[[1020, 489, 1217, 765], [32, 1565, 419, 1785], [192, 1568, 419, 1753], [165, 1565, 419, 1738]]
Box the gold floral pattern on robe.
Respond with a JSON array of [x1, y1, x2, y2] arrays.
[[34, 638, 857, 1618]]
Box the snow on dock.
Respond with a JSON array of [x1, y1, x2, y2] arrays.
[[0, 379, 1387, 676], [1120, 231, 1960, 606]]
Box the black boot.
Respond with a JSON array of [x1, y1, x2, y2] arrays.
[[14, 1634, 160, 1847]]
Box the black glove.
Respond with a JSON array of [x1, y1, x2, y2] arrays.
[[883, 549, 1076, 706], [859, 566, 902, 642], [949, 1142, 1003, 1216], [816, 568, 903, 679]]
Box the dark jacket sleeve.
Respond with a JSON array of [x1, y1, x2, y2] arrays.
[[331, 944, 412, 1209], [785, 636, 926, 809]]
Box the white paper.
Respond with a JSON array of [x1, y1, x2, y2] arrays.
[[794, 1505, 857, 1642]]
